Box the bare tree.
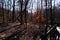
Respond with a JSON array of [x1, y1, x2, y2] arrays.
[[1, 0, 4, 23], [17, 0, 30, 24], [12, 0, 15, 22]]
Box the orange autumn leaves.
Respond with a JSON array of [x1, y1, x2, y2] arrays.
[[32, 12, 46, 23]]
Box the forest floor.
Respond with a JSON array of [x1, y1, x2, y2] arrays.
[[0, 22, 41, 40], [0, 22, 57, 40]]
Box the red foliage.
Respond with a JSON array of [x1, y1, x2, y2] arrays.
[[32, 12, 46, 23]]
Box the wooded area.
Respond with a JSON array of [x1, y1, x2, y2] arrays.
[[0, 0, 60, 40]]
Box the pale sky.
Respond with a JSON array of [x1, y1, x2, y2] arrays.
[[1, 0, 60, 13], [28, 0, 60, 13]]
